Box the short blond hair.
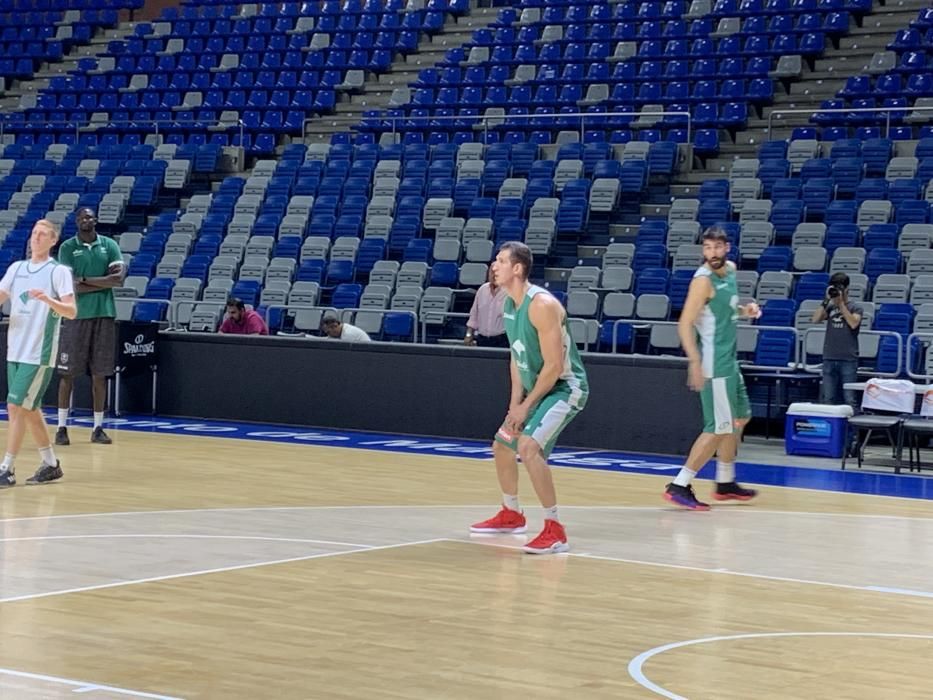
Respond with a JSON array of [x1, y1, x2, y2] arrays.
[[33, 219, 60, 239]]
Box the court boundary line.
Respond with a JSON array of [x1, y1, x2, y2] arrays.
[[0, 537, 446, 605], [0, 666, 184, 700], [0, 533, 375, 548], [2, 503, 932, 525], [626, 632, 933, 699], [450, 538, 933, 600]]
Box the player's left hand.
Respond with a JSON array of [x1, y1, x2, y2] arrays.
[[28, 289, 50, 303], [742, 302, 762, 319], [507, 403, 529, 432]]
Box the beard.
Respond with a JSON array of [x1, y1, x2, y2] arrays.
[[706, 256, 726, 269]]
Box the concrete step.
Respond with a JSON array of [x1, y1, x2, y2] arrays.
[[670, 183, 709, 198], [788, 78, 847, 97], [376, 69, 418, 89], [734, 127, 795, 146], [839, 33, 893, 51], [641, 202, 672, 218], [359, 83, 395, 97], [404, 49, 447, 66], [704, 156, 744, 171], [814, 51, 877, 71], [429, 29, 475, 48], [851, 11, 928, 34], [609, 224, 637, 238]]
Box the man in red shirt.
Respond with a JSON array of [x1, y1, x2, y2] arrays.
[[219, 298, 268, 335]]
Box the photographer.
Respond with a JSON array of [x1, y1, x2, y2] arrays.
[[811, 272, 862, 419]]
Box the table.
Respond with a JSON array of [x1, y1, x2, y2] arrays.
[[744, 371, 821, 439], [843, 382, 928, 394]]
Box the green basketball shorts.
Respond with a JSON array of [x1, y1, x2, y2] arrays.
[[7, 362, 53, 411], [700, 372, 751, 435], [494, 390, 585, 457]]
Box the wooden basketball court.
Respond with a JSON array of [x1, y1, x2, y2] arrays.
[[0, 425, 931, 699]]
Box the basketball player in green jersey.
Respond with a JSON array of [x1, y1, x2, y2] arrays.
[[665, 227, 761, 510], [471, 241, 589, 554]]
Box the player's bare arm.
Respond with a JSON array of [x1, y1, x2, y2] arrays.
[[679, 275, 712, 392], [28, 290, 77, 320], [505, 355, 525, 431], [79, 262, 125, 290]]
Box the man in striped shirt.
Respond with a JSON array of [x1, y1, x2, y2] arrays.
[[0, 220, 77, 488], [464, 265, 508, 348]]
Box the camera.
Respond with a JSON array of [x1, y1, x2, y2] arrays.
[[827, 285, 843, 298]]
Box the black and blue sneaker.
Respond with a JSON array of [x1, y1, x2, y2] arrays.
[[0, 468, 14, 489], [664, 482, 711, 511], [25, 461, 63, 485]]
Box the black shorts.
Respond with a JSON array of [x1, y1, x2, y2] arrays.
[[475, 333, 509, 348], [57, 317, 116, 378]]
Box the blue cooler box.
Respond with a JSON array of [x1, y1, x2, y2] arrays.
[[784, 403, 854, 458]]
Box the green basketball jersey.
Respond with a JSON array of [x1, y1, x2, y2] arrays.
[[503, 285, 588, 407], [693, 264, 740, 378]]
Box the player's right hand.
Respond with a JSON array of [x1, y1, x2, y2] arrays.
[[687, 361, 705, 392]]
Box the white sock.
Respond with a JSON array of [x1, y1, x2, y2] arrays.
[[543, 505, 559, 522], [503, 494, 521, 512], [38, 446, 56, 467], [93, 412, 104, 429], [1, 453, 14, 472], [58, 409, 68, 428], [716, 461, 735, 483], [673, 467, 696, 487]]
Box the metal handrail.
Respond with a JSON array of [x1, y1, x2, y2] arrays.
[[263, 302, 337, 332], [419, 310, 471, 346], [303, 108, 692, 146], [0, 117, 245, 146], [605, 318, 803, 369], [766, 104, 933, 140], [339, 305, 420, 343], [906, 331, 933, 381], [802, 327, 903, 378], [263, 303, 419, 342]]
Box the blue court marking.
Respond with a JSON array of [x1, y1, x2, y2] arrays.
[[4, 407, 932, 501]]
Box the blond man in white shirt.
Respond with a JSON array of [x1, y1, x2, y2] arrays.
[[0, 220, 77, 488]]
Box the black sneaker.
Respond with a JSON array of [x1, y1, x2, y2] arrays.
[[0, 468, 14, 489], [91, 427, 112, 444], [55, 427, 70, 446], [25, 461, 62, 485], [713, 481, 758, 502], [663, 483, 711, 511]]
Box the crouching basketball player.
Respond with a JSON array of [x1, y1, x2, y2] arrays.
[[470, 242, 589, 554]]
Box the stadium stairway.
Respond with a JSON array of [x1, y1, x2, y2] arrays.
[[0, 21, 137, 112], [308, 2, 503, 140], [641, 0, 932, 229]]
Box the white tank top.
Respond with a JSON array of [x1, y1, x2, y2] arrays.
[[0, 260, 74, 366]]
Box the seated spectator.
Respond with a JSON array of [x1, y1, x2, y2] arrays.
[[219, 298, 269, 335], [321, 312, 371, 342]]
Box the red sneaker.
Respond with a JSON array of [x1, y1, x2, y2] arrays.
[[470, 506, 527, 534], [523, 519, 569, 554]]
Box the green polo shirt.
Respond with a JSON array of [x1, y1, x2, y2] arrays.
[[57, 234, 122, 319]]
